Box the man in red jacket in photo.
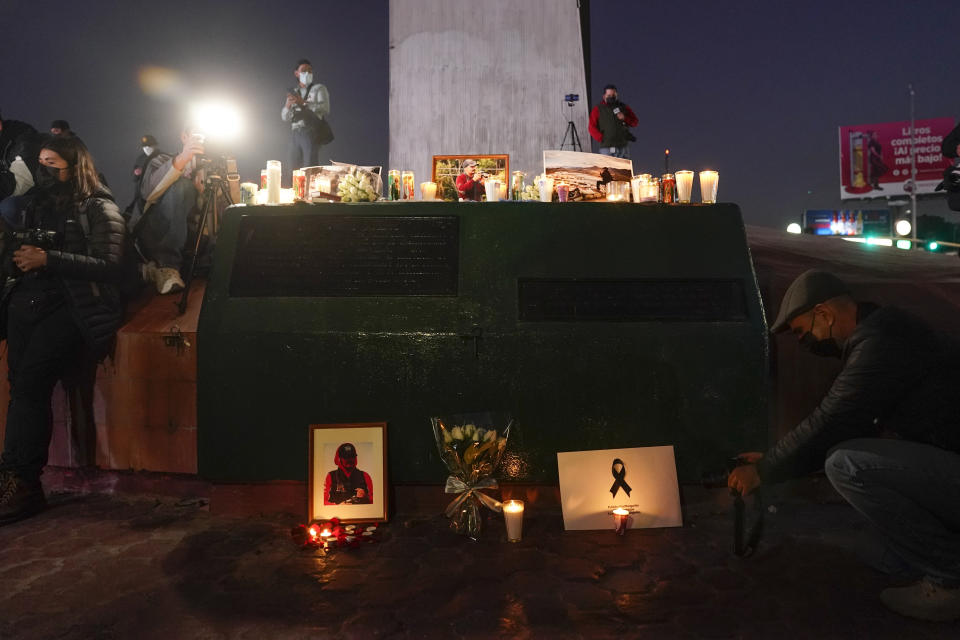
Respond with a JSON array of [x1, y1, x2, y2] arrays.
[[324, 443, 374, 505], [588, 84, 639, 159]]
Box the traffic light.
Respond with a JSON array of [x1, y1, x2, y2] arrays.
[[927, 241, 940, 252]]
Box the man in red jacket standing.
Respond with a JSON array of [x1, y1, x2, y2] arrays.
[[588, 84, 639, 159]]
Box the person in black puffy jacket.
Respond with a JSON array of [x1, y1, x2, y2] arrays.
[[0, 135, 125, 525], [728, 270, 960, 622]]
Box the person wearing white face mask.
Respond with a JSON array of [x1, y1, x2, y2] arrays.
[[280, 58, 330, 183]]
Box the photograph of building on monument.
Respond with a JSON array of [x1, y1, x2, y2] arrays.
[[543, 150, 633, 201], [432, 154, 509, 201]]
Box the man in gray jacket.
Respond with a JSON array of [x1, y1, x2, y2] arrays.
[[130, 126, 205, 294], [281, 58, 329, 182], [729, 270, 960, 622]]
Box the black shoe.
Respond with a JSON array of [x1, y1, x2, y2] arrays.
[[0, 475, 46, 525]]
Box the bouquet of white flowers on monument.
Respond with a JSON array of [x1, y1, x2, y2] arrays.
[[431, 412, 512, 539]]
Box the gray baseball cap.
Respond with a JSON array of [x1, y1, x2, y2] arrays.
[[462, 159, 477, 168], [770, 270, 850, 333]]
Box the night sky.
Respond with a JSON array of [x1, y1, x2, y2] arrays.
[[2, 0, 957, 228]]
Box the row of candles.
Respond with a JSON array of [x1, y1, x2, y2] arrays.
[[390, 170, 719, 204], [242, 160, 719, 205], [500, 500, 633, 541]]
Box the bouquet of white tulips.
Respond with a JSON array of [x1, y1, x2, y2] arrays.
[[431, 412, 513, 539]]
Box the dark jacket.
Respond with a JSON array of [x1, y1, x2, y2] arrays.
[[0, 119, 40, 200], [758, 304, 960, 483], [1, 185, 126, 357], [588, 102, 639, 147], [943, 121, 960, 159]]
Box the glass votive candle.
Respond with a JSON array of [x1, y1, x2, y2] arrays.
[[387, 170, 401, 200], [266, 160, 282, 205], [485, 179, 502, 202], [699, 170, 719, 204], [675, 170, 694, 203], [499, 181, 508, 200], [647, 178, 661, 202], [631, 176, 645, 203], [538, 177, 555, 202], [503, 500, 525, 542], [556, 183, 570, 202], [606, 181, 630, 202], [240, 182, 258, 205], [420, 181, 437, 201], [401, 170, 415, 200], [612, 508, 630, 535]]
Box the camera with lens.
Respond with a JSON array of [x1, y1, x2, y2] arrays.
[[11, 229, 59, 251], [564, 93, 579, 105], [4, 229, 60, 277]]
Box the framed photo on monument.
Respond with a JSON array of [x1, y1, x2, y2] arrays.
[[432, 154, 509, 201], [309, 422, 388, 523]]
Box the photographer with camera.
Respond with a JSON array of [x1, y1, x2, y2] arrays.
[[588, 84, 638, 159], [281, 58, 330, 182], [728, 270, 960, 622], [0, 136, 126, 525], [455, 159, 486, 201], [129, 125, 208, 295]]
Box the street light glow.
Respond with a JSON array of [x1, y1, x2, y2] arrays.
[[895, 219, 912, 237], [786, 223, 802, 234]]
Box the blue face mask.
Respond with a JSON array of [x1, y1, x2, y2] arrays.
[[798, 314, 842, 358]]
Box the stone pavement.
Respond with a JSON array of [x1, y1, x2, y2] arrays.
[[0, 478, 956, 639]]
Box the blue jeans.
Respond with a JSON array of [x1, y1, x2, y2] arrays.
[[137, 178, 197, 270], [825, 438, 960, 586], [599, 146, 630, 159], [289, 127, 320, 182]]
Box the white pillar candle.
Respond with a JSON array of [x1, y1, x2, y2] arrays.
[[266, 160, 282, 205], [676, 170, 694, 203], [699, 170, 719, 204], [503, 499, 524, 542], [421, 181, 437, 201], [631, 177, 645, 203], [485, 179, 501, 202], [538, 177, 554, 202]]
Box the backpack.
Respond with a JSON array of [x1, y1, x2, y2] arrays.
[[123, 150, 165, 228]]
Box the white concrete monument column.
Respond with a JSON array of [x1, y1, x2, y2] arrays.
[[389, 0, 588, 196]]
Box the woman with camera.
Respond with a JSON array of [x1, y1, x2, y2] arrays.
[[0, 135, 126, 525]]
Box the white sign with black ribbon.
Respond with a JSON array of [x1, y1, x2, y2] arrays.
[[557, 446, 682, 531]]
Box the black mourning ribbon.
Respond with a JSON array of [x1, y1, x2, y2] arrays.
[[610, 458, 632, 498]]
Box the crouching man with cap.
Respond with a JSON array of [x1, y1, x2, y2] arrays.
[[323, 443, 374, 505], [728, 269, 960, 622]]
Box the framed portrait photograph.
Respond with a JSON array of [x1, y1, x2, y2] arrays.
[[432, 154, 509, 201], [309, 422, 388, 523]]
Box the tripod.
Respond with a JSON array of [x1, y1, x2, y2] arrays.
[[560, 101, 582, 152], [178, 173, 232, 315]]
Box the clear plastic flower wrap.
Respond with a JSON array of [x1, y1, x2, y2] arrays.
[[431, 412, 513, 539]]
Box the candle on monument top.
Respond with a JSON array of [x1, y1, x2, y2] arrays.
[[664, 149, 670, 174]]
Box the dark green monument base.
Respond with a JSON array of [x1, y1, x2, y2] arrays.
[[198, 202, 768, 484]]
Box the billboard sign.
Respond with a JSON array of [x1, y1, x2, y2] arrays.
[[838, 118, 955, 199]]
